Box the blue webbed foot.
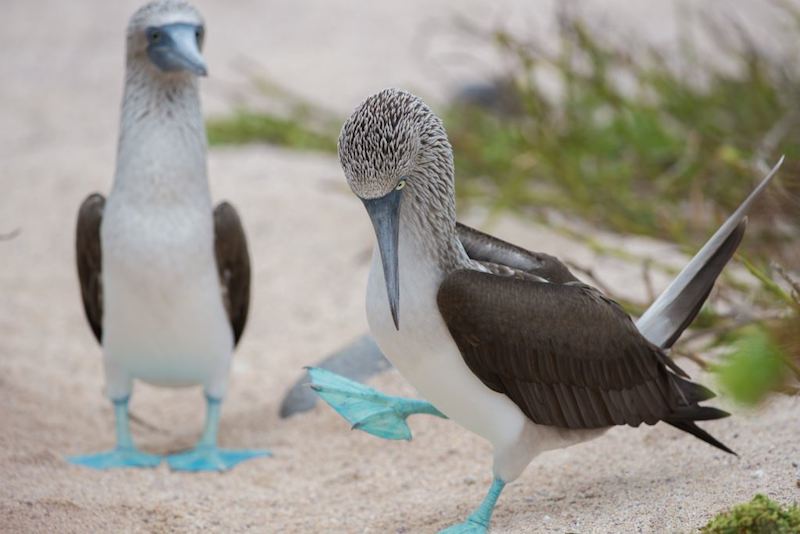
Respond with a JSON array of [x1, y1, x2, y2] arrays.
[[167, 446, 271, 472], [439, 478, 506, 533], [307, 367, 446, 440], [68, 447, 161, 469], [438, 519, 488, 534]]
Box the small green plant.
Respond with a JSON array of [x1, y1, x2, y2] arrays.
[[701, 494, 800, 533]]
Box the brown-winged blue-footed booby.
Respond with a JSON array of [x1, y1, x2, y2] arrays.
[[70, 0, 269, 471], [309, 88, 783, 532]]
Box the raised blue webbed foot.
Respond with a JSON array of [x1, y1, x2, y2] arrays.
[[68, 447, 161, 469], [307, 367, 446, 440], [167, 446, 271, 472]]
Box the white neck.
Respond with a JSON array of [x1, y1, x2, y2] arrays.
[[111, 61, 209, 207]]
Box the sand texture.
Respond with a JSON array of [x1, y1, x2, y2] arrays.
[[1, 1, 797, 532]]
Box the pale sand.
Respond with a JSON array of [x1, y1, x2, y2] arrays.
[[1, 1, 797, 532]]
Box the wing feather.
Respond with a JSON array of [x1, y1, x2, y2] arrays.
[[437, 269, 732, 452], [76, 194, 105, 344], [213, 202, 251, 346]]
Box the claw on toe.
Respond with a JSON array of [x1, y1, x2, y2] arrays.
[[166, 446, 271, 472], [67, 447, 162, 470]]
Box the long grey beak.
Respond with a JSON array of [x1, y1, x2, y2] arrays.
[[148, 23, 208, 76], [363, 189, 402, 330]]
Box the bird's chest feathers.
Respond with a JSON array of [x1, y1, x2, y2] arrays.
[[366, 243, 450, 366], [102, 200, 215, 288]]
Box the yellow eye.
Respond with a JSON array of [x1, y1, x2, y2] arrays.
[[395, 180, 406, 191]]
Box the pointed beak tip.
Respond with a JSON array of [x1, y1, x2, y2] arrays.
[[193, 62, 208, 77]]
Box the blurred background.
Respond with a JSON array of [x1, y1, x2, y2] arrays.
[[1, 0, 798, 531]]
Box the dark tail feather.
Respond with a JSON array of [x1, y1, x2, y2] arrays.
[[666, 420, 736, 455], [674, 375, 717, 403]]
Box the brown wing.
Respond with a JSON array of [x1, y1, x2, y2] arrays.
[[76, 194, 105, 344], [214, 202, 251, 346], [437, 269, 733, 453], [456, 222, 579, 283]]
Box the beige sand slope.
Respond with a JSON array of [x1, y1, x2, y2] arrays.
[[1, 1, 797, 532]]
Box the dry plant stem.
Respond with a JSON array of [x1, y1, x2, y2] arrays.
[[642, 259, 656, 302], [773, 263, 800, 304], [672, 349, 711, 371], [678, 318, 755, 345]]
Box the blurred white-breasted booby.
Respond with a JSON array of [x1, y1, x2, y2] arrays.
[[309, 88, 783, 532], [70, 0, 268, 471]]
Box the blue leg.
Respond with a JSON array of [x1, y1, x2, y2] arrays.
[[307, 367, 446, 441], [67, 397, 161, 469], [439, 478, 506, 533], [166, 396, 271, 472]]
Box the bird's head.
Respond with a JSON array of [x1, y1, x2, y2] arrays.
[[126, 0, 207, 77], [338, 88, 455, 330]]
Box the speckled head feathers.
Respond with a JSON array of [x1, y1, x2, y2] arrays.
[[126, 0, 203, 54], [338, 88, 453, 200]]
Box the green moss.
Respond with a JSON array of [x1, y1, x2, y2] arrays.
[[701, 495, 800, 533]]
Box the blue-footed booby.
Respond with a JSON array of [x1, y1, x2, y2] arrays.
[[70, 0, 269, 471], [309, 88, 783, 532]]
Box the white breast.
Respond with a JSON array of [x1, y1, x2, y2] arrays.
[[100, 191, 233, 398], [365, 238, 529, 453], [366, 235, 609, 481]]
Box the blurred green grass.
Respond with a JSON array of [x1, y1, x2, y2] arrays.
[[445, 7, 800, 259]]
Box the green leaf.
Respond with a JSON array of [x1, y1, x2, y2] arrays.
[[714, 327, 789, 405]]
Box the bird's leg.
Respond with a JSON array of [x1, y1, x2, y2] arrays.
[[67, 397, 161, 469], [166, 395, 271, 472], [307, 367, 447, 441], [439, 478, 506, 534]]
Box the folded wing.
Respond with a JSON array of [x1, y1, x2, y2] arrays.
[[437, 270, 733, 452], [213, 202, 251, 346], [76, 193, 105, 344]]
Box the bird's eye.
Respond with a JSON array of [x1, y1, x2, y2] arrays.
[[195, 27, 204, 44], [148, 29, 161, 43], [395, 180, 406, 191]]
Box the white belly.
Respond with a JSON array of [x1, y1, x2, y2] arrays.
[[100, 199, 233, 398], [366, 248, 528, 452]]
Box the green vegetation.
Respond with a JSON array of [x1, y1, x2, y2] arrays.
[[206, 6, 800, 403], [447, 12, 800, 249], [207, 76, 339, 151], [701, 494, 800, 533], [207, 111, 336, 152]]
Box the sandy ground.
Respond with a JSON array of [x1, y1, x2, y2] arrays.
[[1, 1, 798, 532]]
